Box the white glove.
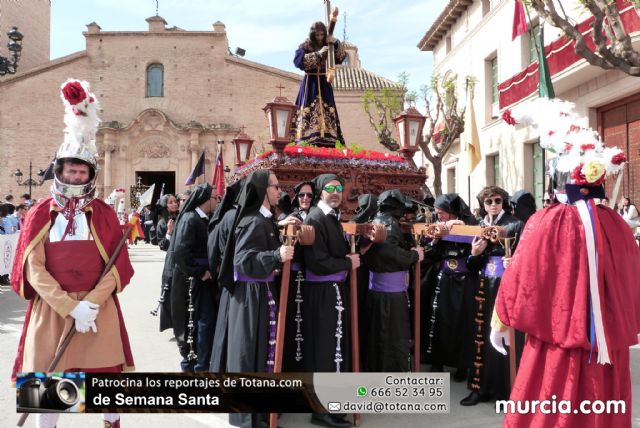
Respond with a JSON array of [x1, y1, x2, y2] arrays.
[[75, 319, 98, 334], [490, 328, 510, 356], [69, 301, 99, 324]]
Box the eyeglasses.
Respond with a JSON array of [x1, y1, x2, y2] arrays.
[[298, 192, 313, 199], [323, 184, 343, 194], [484, 197, 502, 205], [268, 184, 282, 190]]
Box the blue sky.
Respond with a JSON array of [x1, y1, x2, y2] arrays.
[[50, 0, 441, 94]]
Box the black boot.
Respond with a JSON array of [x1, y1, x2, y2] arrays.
[[460, 391, 490, 406], [311, 413, 352, 428]]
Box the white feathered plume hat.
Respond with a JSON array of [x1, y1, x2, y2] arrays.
[[51, 79, 101, 209], [503, 98, 626, 186], [57, 79, 100, 169], [105, 188, 126, 206]]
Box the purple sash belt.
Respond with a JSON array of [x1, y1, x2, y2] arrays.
[[440, 258, 469, 274], [234, 271, 275, 283], [483, 256, 505, 278], [306, 270, 348, 283], [441, 235, 474, 244], [369, 271, 408, 292]]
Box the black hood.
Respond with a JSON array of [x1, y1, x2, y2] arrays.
[[175, 183, 211, 226], [378, 189, 415, 219], [208, 179, 244, 232], [218, 169, 272, 291], [311, 173, 342, 204], [434, 193, 478, 225], [351, 194, 378, 223], [510, 189, 537, 223], [291, 181, 315, 210]]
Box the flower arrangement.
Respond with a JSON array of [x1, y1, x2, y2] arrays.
[[255, 145, 405, 162], [502, 98, 626, 186]]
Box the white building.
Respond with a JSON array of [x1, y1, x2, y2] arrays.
[[418, 0, 640, 208]]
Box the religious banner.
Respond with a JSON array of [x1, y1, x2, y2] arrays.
[[0, 233, 20, 276]]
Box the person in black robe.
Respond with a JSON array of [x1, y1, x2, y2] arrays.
[[288, 181, 315, 222], [461, 186, 524, 405], [302, 173, 355, 428], [159, 194, 191, 334], [208, 178, 244, 373], [509, 189, 537, 224], [156, 194, 179, 252], [168, 183, 219, 372], [276, 191, 293, 222], [362, 190, 423, 372], [349, 193, 378, 369], [155, 194, 179, 331], [281, 181, 314, 372], [217, 170, 294, 428], [424, 193, 480, 382]]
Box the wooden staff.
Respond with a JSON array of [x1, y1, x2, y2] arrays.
[[342, 222, 386, 427], [270, 225, 314, 428], [324, 1, 339, 84], [18, 224, 133, 427], [409, 224, 431, 373]]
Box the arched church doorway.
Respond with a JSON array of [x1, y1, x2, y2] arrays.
[[137, 170, 176, 204]]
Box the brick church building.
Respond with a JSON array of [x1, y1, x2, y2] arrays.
[[0, 0, 398, 203]]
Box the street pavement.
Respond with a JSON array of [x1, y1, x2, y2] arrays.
[[1, 243, 638, 427]]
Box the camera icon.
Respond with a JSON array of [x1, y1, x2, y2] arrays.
[[18, 377, 81, 411]]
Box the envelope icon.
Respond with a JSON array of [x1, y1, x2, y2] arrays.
[[328, 402, 341, 412]]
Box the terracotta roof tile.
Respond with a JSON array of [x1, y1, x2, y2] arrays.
[[334, 66, 399, 91]]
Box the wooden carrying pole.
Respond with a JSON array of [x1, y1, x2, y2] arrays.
[[341, 222, 386, 427], [17, 224, 133, 427], [343, 223, 361, 427], [409, 224, 432, 373], [270, 225, 314, 428]]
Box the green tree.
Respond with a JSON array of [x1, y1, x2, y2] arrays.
[[361, 72, 469, 196], [361, 72, 409, 151], [417, 74, 470, 197]]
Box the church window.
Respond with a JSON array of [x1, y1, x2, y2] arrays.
[[146, 64, 164, 97]]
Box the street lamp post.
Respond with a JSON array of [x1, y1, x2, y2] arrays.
[[263, 95, 297, 157], [0, 26, 24, 76], [13, 160, 46, 197], [232, 130, 255, 166], [393, 107, 426, 166]]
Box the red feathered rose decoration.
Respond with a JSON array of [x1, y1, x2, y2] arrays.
[[611, 152, 626, 165], [502, 109, 516, 126], [61, 81, 87, 106]]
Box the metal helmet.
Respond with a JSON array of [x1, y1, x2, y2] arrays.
[[51, 79, 100, 210]]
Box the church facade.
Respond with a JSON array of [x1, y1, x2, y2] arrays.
[[0, 8, 399, 204]]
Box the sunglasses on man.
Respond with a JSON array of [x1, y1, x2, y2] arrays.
[[323, 184, 343, 194], [297, 192, 314, 199], [484, 197, 502, 205]]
